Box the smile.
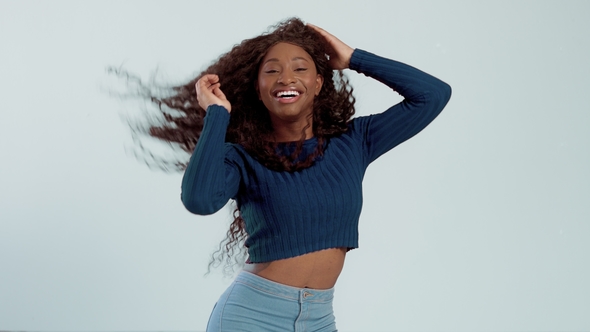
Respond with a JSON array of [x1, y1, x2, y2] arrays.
[[273, 89, 303, 103], [275, 90, 301, 98]]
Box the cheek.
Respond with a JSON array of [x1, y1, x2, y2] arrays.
[[257, 82, 268, 101], [257, 81, 273, 108], [257, 79, 269, 96]]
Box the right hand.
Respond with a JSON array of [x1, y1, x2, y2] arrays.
[[195, 74, 231, 113]]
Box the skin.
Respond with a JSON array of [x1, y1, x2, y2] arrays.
[[257, 42, 323, 142], [196, 24, 355, 289]]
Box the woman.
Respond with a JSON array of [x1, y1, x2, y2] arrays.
[[127, 18, 450, 332]]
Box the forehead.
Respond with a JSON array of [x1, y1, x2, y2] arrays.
[[262, 42, 314, 62]]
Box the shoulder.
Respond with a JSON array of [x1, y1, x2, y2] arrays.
[[326, 117, 372, 157], [224, 142, 248, 163], [345, 115, 374, 138]]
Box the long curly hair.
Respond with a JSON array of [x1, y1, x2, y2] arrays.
[[111, 18, 356, 273]]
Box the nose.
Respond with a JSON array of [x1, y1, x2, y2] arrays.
[[277, 70, 296, 85]]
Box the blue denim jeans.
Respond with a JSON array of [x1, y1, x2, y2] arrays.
[[206, 271, 338, 332]]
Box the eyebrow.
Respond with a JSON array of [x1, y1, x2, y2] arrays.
[[263, 56, 310, 65]]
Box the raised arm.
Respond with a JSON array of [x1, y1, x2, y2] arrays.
[[308, 23, 451, 164], [350, 49, 452, 163], [180, 76, 240, 215]]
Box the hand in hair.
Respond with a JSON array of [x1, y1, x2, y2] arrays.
[[307, 24, 354, 70], [195, 74, 232, 113]]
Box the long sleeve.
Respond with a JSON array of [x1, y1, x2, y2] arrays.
[[180, 105, 241, 215], [349, 49, 452, 164]]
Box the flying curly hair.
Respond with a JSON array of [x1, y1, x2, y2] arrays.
[[110, 17, 356, 273]]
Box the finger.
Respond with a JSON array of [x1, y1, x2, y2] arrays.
[[307, 23, 328, 37], [195, 81, 204, 96], [196, 76, 220, 96], [308, 23, 341, 46], [198, 74, 219, 88], [212, 86, 227, 100], [202, 74, 219, 81], [307, 23, 343, 52]]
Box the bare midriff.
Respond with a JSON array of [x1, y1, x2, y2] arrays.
[[242, 247, 347, 290]]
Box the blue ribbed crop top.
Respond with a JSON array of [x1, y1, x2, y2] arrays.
[[181, 49, 451, 263]]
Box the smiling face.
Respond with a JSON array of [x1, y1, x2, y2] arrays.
[[257, 42, 324, 138]]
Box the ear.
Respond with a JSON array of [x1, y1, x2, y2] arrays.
[[315, 74, 324, 96]]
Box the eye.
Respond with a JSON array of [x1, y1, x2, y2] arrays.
[[264, 69, 279, 74], [295, 68, 308, 72]]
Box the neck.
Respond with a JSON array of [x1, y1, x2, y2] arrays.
[[271, 118, 313, 143]]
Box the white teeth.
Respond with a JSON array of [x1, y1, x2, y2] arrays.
[[276, 90, 300, 97]]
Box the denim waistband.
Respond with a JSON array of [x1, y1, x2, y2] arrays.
[[235, 271, 335, 303]]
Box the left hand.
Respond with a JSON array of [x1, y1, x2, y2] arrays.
[[307, 23, 354, 70], [195, 74, 231, 113]]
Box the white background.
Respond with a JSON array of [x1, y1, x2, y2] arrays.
[[1, 1, 589, 331]]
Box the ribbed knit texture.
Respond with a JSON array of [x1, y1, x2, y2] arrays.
[[181, 49, 451, 263]]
